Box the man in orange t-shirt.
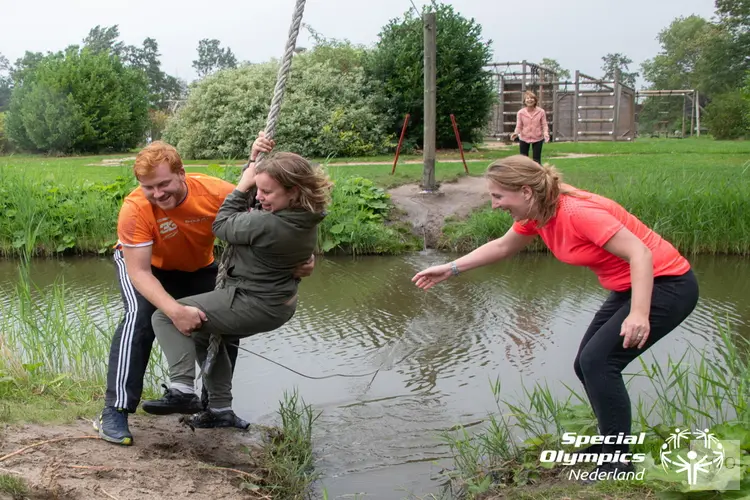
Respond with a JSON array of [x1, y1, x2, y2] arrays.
[[413, 155, 699, 479], [95, 138, 313, 446]]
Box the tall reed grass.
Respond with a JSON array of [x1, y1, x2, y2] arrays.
[[0, 248, 165, 406], [439, 318, 750, 498], [252, 389, 321, 498]]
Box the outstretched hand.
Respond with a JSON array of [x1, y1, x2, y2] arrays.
[[412, 264, 453, 290]]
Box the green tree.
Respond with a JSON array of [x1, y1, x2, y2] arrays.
[[124, 37, 186, 110], [365, 2, 495, 148], [601, 53, 639, 88], [0, 53, 11, 112], [11, 51, 45, 85], [704, 90, 749, 139], [640, 11, 748, 139], [5, 46, 149, 153], [83, 25, 125, 56], [192, 39, 238, 78], [540, 58, 570, 80], [82, 25, 186, 111], [164, 45, 392, 159], [715, 0, 749, 52], [640, 16, 711, 91]]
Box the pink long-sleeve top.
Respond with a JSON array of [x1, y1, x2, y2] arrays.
[[514, 106, 550, 143]]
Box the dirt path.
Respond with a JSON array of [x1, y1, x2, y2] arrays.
[[387, 175, 490, 247], [0, 417, 267, 499]]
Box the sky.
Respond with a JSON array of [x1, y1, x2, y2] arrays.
[[1, 0, 719, 89]]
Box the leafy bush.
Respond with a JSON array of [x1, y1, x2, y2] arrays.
[[163, 45, 394, 160], [0, 170, 136, 256], [365, 2, 495, 148], [704, 89, 750, 139], [318, 176, 418, 254], [4, 47, 149, 154]]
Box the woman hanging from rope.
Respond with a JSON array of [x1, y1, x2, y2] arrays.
[[142, 132, 333, 426]]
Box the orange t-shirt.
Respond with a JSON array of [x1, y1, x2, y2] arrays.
[[116, 173, 235, 271], [512, 191, 691, 291]]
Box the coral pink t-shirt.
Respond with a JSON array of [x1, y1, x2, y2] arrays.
[[512, 191, 691, 291]]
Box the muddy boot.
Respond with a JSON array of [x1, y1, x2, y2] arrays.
[[142, 384, 203, 416], [189, 409, 250, 429]]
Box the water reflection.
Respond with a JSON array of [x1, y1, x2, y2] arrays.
[[1, 252, 748, 498]]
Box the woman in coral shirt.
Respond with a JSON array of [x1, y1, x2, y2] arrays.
[[412, 155, 698, 478], [511, 91, 550, 164]]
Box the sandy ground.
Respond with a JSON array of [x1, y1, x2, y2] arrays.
[[0, 416, 268, 499], [387, 175, 491, 247]]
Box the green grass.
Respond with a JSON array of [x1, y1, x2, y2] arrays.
[[0, 473, 29, 500], [442, 153, 750, 256], [252, 389, 321, 498], [438, 319, 750, 499], [1, 139, 749, 257], [0, 252, 166, 423]]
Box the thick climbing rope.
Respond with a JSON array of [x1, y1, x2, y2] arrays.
[[200, 0, 307, 379]]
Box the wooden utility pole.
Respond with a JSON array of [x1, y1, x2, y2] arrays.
[[422, 11, 437, 192]]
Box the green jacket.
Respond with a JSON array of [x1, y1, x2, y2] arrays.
[[212, 189, 325, 303]]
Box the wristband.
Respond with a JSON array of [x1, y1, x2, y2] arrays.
[[450, 262, 460, 276]]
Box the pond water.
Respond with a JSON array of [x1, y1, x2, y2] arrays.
[[1, 252, 748, 498]]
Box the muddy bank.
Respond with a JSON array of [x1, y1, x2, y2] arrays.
[[0, 416, 268, 499], [387, 175, 490, 247]]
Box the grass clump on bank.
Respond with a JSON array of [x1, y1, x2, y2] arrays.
[[251, 389, 321, 498], [0, 473, 29, 500], [438, 320, 750, 499]]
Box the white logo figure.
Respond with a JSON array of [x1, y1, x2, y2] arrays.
[[660, 428, 725, 486]]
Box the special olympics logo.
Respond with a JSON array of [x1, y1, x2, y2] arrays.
[[660, 428, 725, 486]]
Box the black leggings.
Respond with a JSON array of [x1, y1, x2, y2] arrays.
[[573, 269, 699, 452], [519, 140, 543, 164]]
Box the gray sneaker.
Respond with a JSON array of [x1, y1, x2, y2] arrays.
[[94, 406, 133, 446]]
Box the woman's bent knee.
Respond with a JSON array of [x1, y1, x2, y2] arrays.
[[577, 348, 606, 379], [151, 309, 171, 329]]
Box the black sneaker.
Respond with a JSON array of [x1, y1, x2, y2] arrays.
[[94, 406, 133, 446], [189, 409, 251, 429], [141, 384, 203, 416]]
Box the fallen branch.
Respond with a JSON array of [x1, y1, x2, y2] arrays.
[[0, 436, 100, 462], [199, 465, 263, 482], [68, 464, 114, 472]]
